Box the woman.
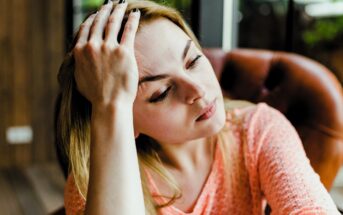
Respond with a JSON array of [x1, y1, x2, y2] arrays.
[[58, 0, 340, 214]]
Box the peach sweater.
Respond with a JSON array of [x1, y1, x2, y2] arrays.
[[64, 103, 340, 214]]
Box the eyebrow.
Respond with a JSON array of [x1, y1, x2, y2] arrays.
[[138, 74, 170, 85], [182, 39, 192, 60], [138, 39, 192, 86]]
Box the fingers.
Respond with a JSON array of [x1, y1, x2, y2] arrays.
[[76, 14, 97, 48], [76, 1, 140, 51], [104, 2, 128, 45], [120, 9, 141, 49], [89, 1, 113, 43]]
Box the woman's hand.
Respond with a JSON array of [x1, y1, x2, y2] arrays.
[[71, 4, 146, 213], [73, 1, 140, 106]]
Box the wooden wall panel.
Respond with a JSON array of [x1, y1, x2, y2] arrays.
[[0, 0, 11, 167], [30, 0, 49, 164], [44, 0, 65, 162], [9, 0, 32, 167], [0, 0, 65, 168]]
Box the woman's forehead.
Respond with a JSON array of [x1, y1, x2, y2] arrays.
[[134, 18, 191, 76], [134, 19, 190, 59]]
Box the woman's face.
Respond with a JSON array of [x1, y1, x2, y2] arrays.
[[133, 18, 226, 145]]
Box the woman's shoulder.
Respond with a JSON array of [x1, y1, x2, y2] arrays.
[[223, 99, 289, 140], [223, 99, 300, 160], [224, 98, 277, 125]]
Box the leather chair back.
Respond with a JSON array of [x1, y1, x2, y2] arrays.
[[203, 48, 343, 190]]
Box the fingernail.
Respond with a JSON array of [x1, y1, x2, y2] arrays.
[[119, 0, 125, 4]]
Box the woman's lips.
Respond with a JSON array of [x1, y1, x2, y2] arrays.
[[196, 99, 217, 122]]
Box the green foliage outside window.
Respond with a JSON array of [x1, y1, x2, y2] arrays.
[[80, 0, 191, 18], [151, 0, 191, 10], [82, 0, 103, 9], [81, 0, 191, 10], [303, 17, 343, 47]]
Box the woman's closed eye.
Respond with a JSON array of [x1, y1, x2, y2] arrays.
[[187, 54, 202, 69], [149, 86, 172, 103], [148, 55, 203, 103]]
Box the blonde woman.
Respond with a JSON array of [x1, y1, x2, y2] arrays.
[[58, 0, 340, 214]]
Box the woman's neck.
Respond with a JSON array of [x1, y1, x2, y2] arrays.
[[157, 136, 215, 174]]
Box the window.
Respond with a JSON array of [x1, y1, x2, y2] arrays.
[[238, 0, 343, 84]]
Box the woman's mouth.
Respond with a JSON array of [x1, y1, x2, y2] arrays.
[[196, 99, 217, 122]]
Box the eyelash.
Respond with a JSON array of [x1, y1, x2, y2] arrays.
[[188, 54, 202, 68], [149, 86, 172, 103], [149, 55, 203, 103]]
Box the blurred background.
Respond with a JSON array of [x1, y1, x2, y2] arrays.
[[0, 0, 342, 214]]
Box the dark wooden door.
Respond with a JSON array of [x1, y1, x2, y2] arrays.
[[0, 0, 65, 168]]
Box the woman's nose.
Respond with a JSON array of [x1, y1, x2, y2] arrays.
[[183, 79, 206, 104]]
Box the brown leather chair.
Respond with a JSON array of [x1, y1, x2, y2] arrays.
[[203, 48, 343, 190]]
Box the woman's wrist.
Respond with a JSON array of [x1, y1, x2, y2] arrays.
[[91, 98, 133, 116], [90, 99, 136, 149]]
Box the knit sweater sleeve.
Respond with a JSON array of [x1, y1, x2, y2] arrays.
[[244, 103, 339, 215], [64, 174, 86, 215]]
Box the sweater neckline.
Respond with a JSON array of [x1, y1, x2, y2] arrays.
[[145, 136, 221, 214]]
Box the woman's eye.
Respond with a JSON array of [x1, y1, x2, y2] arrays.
[[188, 55, 202, 69], [149, 86, 172, 103]]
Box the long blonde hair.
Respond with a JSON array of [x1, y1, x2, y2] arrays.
[[57, 1, 244, 214]]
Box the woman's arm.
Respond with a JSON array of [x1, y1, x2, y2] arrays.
[[72, 2, 145, 214], [250, 104, 340, 214], [86, 102, 144, 215]]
